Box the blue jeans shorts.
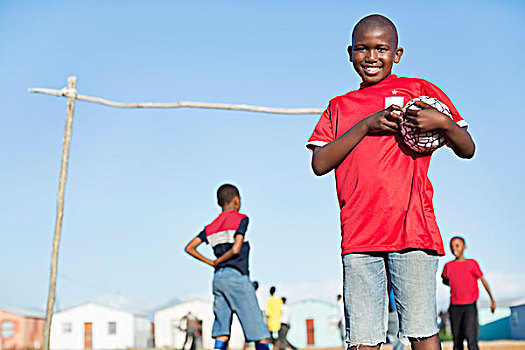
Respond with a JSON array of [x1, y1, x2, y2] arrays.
[[212, 267, 270, 342], [342, 250, 439, 347]]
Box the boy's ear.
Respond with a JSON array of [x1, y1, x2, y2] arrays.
[[347, 45, 353, 62], [394, 47, 404, 64]]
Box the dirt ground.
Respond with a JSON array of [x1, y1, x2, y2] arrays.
[[315, 341, 525, 350]]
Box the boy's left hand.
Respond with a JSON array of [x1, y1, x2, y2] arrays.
[[402, 101, 453, 132]]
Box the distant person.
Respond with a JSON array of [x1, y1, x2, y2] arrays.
[[184, 184, 271, 350], [336, 294, 345, 347], [307, 13, 475, 350], [266, 286, 283, 343], [442, 236, 496, 350], [253, 281, 266, 315], [277, 298, 297, 350], [180, 312, 198, 350]]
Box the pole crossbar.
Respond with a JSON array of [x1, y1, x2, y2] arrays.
[[28, 87, 323, 115]]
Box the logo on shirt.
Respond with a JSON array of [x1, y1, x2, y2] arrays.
[[385, 96, 404, 109]]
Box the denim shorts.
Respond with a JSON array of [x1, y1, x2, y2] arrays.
[[212, 267, 270, 342], [342, 250, 439, 347]]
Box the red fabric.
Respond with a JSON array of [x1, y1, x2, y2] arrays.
[[307, 75, 466, 255], [205, 210, 247, 237], [442, 259, 484, 305]]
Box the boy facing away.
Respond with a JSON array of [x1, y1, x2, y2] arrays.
[[306, 14, 475, 350], [184, 184, 270, 350], [442, 236, 496, 350]]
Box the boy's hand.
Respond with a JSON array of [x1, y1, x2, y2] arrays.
[[363, 105, 403, 133], [402, 101, 453, 132], [491, 300, 496, 313]]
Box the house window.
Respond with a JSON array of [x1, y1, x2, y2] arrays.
[[108, 322, 117, 335], [63, 322, 72, 333], [1, 321, 14, 338]]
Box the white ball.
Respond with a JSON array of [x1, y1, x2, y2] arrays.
[[400, 96, 452, 153]]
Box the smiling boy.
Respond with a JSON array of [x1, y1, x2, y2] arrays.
[[307, 14, 475, 350]]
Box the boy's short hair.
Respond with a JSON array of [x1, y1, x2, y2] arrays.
[[352, 14, 398, 47], [217, 184, 240, 207], [451, 236, 466, 244], [270, 286, 276, 295]]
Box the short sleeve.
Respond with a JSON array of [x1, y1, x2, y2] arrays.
[[196, 229, 208, 244], [441, 263, 448, 279], [421, 80, 468, 129], [306, 103, 335, 150], [235, 217, 249, 237], [472, 260, 483, 279]]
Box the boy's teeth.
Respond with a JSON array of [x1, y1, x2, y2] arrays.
[[365, 67, 380, 73]]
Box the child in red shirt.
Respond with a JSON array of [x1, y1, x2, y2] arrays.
[[442, 236, 495, 350], [307, 14, 475, 350]]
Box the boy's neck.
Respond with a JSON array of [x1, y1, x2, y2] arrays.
[[359, 74, 395, 88], [455, 255, 465, 261], [221, 205, 238, 212]]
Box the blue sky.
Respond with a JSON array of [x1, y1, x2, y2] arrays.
[[1, 1, 524, 313]]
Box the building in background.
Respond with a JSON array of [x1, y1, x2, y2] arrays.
[[154, 299, 245, 349], [478, 305, 511, 340], [50, 302, 151, 350], [510, 300, 525, 340], [0, 307, 44, 350], [287, 299, 340, 349]]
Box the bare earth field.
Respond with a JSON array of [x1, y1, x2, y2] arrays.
[[314, 341, 525, 350]]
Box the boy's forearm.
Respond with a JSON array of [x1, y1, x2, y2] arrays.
[[442, 122, 475, 159], [312, 121, 369, 176], [214, 249, 238, 265], [184, 237, 215, 267], [481, 277, 495, 302], [186, 248, 215, 267], [215, 235, 244, 265]]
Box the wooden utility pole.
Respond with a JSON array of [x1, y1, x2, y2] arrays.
[[42, 76, 77, 350], [29, 76, 321, 350]]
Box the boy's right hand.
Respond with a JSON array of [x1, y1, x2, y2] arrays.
[[362, 105, 403, 133]]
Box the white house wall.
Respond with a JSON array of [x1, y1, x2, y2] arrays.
[[50, 303, 136, 350], [155, 300, 245, 349], [133, 315, 152, 348]]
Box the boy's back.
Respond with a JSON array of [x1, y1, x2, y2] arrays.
[[184, 184, 270, 350], [198, 210, 250, 274]]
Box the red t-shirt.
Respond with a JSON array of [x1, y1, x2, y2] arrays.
[[307, 75, 467, 255], [442, 259, 483, 305]]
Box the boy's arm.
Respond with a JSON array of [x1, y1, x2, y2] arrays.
[[184, 237, 215, 267], [403, 101, 475, 159], [311, 105, 403, 176], [480, 276, 496, 313], [214, 234, 244, 265], [441, 265, 449, 286]]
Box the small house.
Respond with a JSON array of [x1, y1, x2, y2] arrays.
[[50, 302, 151, 350], [510, 301, 525, 340], [287, 299, 341, 348], [0, 307, 44, 350]]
